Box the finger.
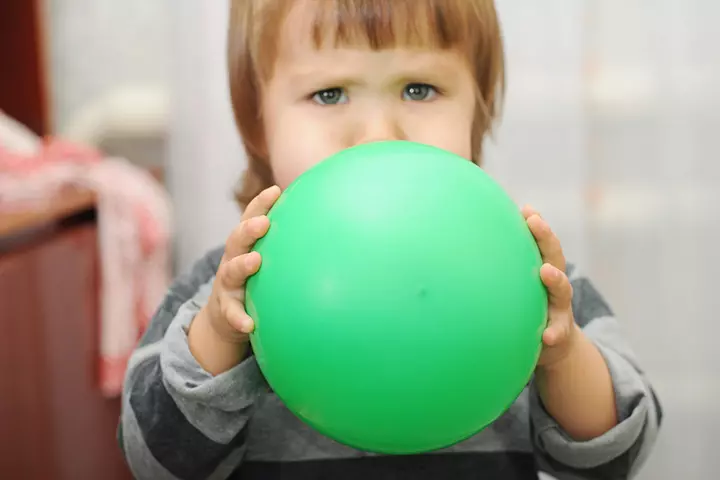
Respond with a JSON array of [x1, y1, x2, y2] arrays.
[[220, 297, 255, 335], [224, 216, 271, 259], [241, 185, 282, 221], [221, 186, 280, 261], [218, 252, 262, 290], [527, 214, 566, 271], [541, 263, 573, 310], [542, 313, 572, 346], [521, 204, 540, 220], [541, 264, 573, 346], [542, 308, 578, 347]]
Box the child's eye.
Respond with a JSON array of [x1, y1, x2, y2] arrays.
[[312, 88, 349, 105], [402, 83, 438, 102]]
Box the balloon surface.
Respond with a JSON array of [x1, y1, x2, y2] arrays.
[[245, 140, 547, 454]]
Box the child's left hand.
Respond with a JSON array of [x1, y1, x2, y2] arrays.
[[522, 205, 582, 369]]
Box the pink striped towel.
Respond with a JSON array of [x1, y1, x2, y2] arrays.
[[0, 136, 172, 397]]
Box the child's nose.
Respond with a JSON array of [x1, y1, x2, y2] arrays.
[[354, 110, 406, 146]]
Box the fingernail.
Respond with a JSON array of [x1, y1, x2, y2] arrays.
[[245, 252, 259, 268], [243, 318, 255, 333]]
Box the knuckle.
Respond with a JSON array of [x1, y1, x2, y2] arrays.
[[550, 241, 563, 257], [219, 297, 233, 322], [219, 260, 233, 287], [231, 219, 258, 247], [226, 223, 246, 248], [242, 196, 261, 218], [217, 262, 232, 286], [227, 307, 242, 327], [224, 257, 249, 287]]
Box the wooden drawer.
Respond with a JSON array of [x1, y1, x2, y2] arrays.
[[0, 222, 132, 479]]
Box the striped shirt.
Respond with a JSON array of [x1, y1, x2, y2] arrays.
[[118, 247, 662, 479]]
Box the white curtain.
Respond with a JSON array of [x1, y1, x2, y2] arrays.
[[492, 1, 720, 478], [585, 2, 719, 478]]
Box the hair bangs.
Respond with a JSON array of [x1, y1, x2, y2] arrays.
[[309, 0, 473, 52]]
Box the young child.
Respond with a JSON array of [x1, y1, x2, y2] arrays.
[[119, 1, 662, 478]]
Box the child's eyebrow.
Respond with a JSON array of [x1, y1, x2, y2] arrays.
[[285, 63, 458, 90], [286, 69, 367, 89]]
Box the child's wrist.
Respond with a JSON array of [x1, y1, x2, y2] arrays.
[[536, 324, 584, 374], [202, 301, 251, 345], [189, 307, 248, 375]]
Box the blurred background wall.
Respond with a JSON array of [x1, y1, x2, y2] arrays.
[[493, 3, 720, 478], [4, 0, 718, 478], [46, 0, 171, 132]]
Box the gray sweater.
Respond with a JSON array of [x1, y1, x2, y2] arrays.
[[118, 247, 662, 479]]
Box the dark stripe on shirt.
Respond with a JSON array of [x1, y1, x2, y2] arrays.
[[129, 357, 247, 480], [118, 248, 223, 454], [233, 451, 539, 480]]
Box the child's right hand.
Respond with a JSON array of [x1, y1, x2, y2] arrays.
[[202, 185, 282, 345]]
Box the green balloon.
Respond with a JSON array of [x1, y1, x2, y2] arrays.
[[245, 140, 547, 454]]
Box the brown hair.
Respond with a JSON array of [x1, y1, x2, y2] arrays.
[[228, 0, 505, 207]]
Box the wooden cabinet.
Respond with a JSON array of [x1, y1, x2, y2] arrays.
[[0, 193, 132, 479]]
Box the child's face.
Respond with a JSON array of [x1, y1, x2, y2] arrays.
[[261, 3, 478, 189]]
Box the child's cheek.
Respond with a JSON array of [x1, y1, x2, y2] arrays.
[[270, 155, 315, 191]]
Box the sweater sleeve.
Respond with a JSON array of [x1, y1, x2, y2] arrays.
[[118, 248, 269, 480], [530, 264, 662, 479]]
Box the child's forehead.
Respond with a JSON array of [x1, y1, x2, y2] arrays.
[[253, 0, 486, 83]]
